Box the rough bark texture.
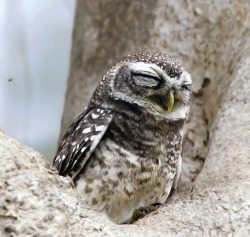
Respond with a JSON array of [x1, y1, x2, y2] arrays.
[[1, 0, 250, 236]]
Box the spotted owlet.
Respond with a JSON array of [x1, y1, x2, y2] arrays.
[[53, 51, 192, 224]]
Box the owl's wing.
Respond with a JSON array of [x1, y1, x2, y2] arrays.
[[53, 107, 113, 180]]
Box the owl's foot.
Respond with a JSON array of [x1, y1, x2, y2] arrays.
[[147, 202, 164, 212], [129, 207, 150, 224], [129, 203, 163, 224]]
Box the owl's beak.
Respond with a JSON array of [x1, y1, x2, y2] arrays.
[[163, 90, 174, 112]]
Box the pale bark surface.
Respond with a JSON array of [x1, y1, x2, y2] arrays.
[[1, 0, 250, 236]]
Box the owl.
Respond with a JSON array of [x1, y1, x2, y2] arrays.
[[53, 51, 192, 224]]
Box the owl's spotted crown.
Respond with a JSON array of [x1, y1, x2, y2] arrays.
[[118, 51, 183, 78], [100, 51, 184, 88]]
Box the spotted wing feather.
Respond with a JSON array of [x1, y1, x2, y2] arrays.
[[55, 106, 89, 160], [53, 108, 113, 180]]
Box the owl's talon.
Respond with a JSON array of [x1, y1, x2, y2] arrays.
[[139, 206, 150, 213], [130, 204, 162, 224], [151, 202, 164, 207], [130, 207, 148, 224], [122, 222, 130, 225], [146, 202, 163, 212]]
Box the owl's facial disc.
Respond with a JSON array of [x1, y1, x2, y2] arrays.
[[129, 62, 191, 109], [112, 61, 192, 120]]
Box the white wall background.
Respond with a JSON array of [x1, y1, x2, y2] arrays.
[[0, 0, 76, 161]]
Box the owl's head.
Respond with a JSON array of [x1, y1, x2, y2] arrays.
[[95, 52, 192, 121]]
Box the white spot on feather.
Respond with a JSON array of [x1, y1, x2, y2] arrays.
[[82, 127, 91, 133], [96, 125, 105, 132], [73, 160, 77, 168], [92, 113, 100, 119], [90, 135, 96, 141], [81, 147, 87, 153]]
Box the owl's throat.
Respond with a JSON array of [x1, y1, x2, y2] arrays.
[[106, 109, 184, 159]]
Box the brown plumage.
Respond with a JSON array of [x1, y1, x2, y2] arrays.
[[53, 51, 192, 223]]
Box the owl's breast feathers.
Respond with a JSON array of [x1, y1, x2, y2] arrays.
[[72, 106, 184, 223], [106, 105, 184, 168]]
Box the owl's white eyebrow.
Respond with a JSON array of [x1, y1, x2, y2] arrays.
[[129, 62, 162, 75], [132, 71, 161, 81]]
